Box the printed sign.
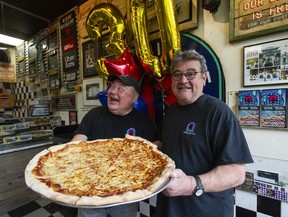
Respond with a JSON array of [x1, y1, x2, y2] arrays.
[[238, 90, 260, 126], [51, 94, 76, 110], [60, 10, 79, 73], [0, 63, 15, 83], [230, 0, 288, 42]]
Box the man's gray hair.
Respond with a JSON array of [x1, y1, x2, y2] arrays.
[[171, 50, 208, 73]]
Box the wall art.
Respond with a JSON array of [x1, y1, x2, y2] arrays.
[[243, 38, 288, 87], [83, 77, 104, 106], [82, 40, 99, 78], [230, 0, 288, 42]]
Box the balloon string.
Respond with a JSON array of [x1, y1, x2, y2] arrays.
[[162, 89, 166, 117], [157, 80, 166, 117]]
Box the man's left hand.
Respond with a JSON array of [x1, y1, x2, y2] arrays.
[[163, 169, 195, 197]]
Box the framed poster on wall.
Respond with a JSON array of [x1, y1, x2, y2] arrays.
[[17, 44, 25, 62], [230, 0, 288, 42], [69, 111, 78, 125], [59, 8, 79, 73], [243, 38, 288, 87], [51, 94, 76, 111], [48, 31, 58, 50], [28, 43, 37, 60], [28, 60, 37, 77], [83, 78, 104, 106], [17, 60, 26, 77], [82, 40, 99, 78], [145, 0, 197, 41], [48, 50, 59, 73]]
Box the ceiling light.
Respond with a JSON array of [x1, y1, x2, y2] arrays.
[[0, 34, 24, 47]]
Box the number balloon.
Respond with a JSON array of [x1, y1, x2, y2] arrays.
[[130, 0, 181, 78], [94, 57, 109, 80], [154, 0, 181, 72], [85, 0, 181, 115], [130, 0, 162, 78], [86, 2, 129, 79]]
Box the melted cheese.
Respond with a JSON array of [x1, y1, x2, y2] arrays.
[[33, 138, 169, 197]]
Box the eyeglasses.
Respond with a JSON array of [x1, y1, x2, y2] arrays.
[[171, 71, 202, 81]]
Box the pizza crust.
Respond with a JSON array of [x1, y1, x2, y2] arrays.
[[125, 134, 158, 149], [75, 189, 151, 206], [29, 176, 80, 205], [24, 135, 175, 206]]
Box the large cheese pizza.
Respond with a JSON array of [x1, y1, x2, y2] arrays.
[[25, 135, 175, 206]]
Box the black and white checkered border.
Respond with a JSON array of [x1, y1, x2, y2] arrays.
[[138, 195, 157, 217], [12, 80, 37, 118], [4, 192, 288, 217], [14, 80, 37, 101], [235, 189, 288, 217]]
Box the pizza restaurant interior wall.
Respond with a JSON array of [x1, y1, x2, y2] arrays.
[[194, 5, 288, 215], [196, 1, 288, 162], [75, 1, 286, 162], [0, 1, 287, 163], [55, 3, 287, 213], [1, 0, 287, 168], [0, 0, 287, 216], [58, 1, 288, 162]]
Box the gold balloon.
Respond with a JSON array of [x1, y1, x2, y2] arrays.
[[86, 1, 181, 80], [130, 0, 162, 78], [86, 2, 128, 57], [86, 3, 130, 80], [154, 0, 181, 74], [130, 0, 181, 78], [95, 57, 109, 80]]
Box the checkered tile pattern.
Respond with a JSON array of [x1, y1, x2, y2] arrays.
[[138, 196, 157, 217], [2, 193, 288, 217], [0, 197, 157, 217], [0, 197, 77, 217], [235, 189, 288, 217], [13, 80, 37, 118], [14, 80, 37, 101]]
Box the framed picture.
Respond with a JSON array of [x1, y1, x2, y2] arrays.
[[69, 111, 78, 125], [83, 77, 104, 106], [48, 31, 58, 50], [17, 60, 26, 77], [28, 60, 37, 77], [243, 38, 288, 87], [146, 0, 198, 40], [230, 0, 288, 42], [40, 38, 48, 52], [51, 94, 76, 110], [145, 0, 197, 41], [48, 74, 60, 90], [28, 43, 37, 60], [99, 33, 113, 58], [17, 44, 25, 62], [82, 40, 99, 78], [48, 50, 59, 73]]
